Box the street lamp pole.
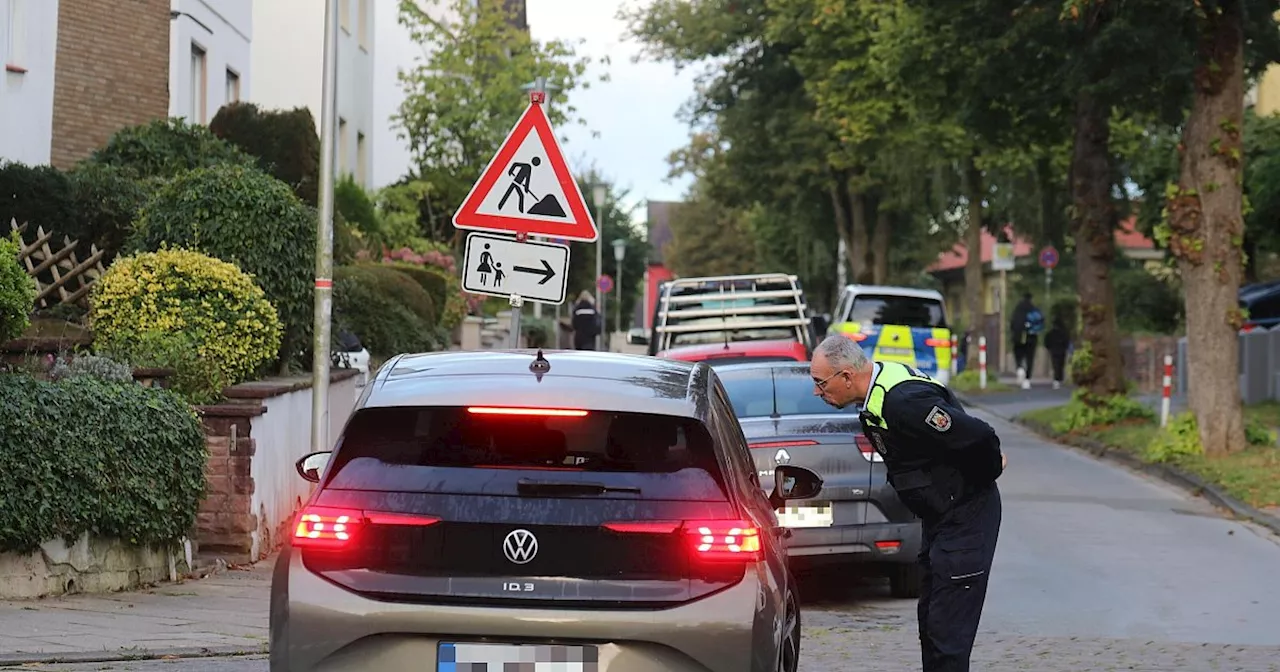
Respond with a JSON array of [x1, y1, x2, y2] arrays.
[[592, 185, 607, 351], [612, 239, 626, 339], [310, 0, 340, 456]]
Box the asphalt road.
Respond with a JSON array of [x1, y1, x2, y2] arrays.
[[17, 409, 1280, 672]]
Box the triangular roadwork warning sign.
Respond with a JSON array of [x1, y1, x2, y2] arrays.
[[453, 101, 598, 242]]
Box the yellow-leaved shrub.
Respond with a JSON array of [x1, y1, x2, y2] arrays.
[[89, 248, 282, 401]]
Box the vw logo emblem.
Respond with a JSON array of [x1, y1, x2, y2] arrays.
[[502, 529, 539, 564], [774, 448, 791, 465]]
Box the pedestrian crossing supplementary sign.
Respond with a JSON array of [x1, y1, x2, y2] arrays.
[[462, 232, 570, 305], [453, 98, 598, 242]]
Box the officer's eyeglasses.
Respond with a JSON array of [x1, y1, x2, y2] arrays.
[[813, 369, 849, 391]]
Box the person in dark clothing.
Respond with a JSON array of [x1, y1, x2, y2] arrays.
[[1043, 317, 1070, 390], [571, 290, 600, 350], [810, 335, 1005, 672], [1009, 293, 1044, 389]]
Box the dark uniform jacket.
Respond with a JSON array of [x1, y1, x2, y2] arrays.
[[859, 362, 1004, 524], [571, 300, 600, 350]]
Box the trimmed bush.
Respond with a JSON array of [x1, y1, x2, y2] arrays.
[[333, 264, 440, 358], [65, 162, 151, 262], [0, 161, 77, 235], [0, 231, 36, 342], [387, 262, 449, 322], [97, 330, 228, 405], [89, 248, 282, 403], [210, 102, 321, 206], [0, 375, 207, 553], [86, 118, 255, 181], [127, 163, 315, 368]]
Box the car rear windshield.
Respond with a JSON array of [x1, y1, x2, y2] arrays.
[[849, 294, 946, 329], [326, 406, 729, 500], [718, 368, 855, 418]]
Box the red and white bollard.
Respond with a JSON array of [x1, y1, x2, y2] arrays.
[[951, 340, 959, 377], [1160, 354, 1173, 427], [978, 336, 988, 390]]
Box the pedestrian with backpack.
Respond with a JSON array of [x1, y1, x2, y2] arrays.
[[1009, 293, 1044, 390]]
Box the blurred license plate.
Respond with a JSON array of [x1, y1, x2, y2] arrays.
[[776, 504, 833, 528], [438, 642, 598, 671], [879, 347, 912, 356]]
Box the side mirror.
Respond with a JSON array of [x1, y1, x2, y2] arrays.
[[768, 465, 823, 510], [811, 313, 831, 338], [296, 451, 332, 483]]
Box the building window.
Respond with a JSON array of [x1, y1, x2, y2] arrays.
[[190, 43, 208, 123], [226, 69, 241, 104], [339, 0, 350, 33], [5, 0, 27, 71], [356, 132, 367, 186], [338, 117, 349, 174], [357, 0, 369, 50]]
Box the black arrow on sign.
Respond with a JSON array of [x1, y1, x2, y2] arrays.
[[513, 258, 556, 285]]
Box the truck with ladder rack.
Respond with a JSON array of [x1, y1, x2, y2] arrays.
[[641, 273, 816, 364]]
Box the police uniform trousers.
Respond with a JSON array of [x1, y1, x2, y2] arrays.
[[917, 482, 1002, 672]]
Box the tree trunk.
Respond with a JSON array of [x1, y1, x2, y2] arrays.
[[871, 207, 891, 284], [1068, 91, 1126, 397], [1167, 0, 1247, 456], [829, 180, 854, 286], [850, 190, 871, 283], [961, 154, 985, 335], [1036, 153, 1065, 248]]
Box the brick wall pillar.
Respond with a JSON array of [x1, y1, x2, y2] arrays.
[[194, 403, 265, 558]]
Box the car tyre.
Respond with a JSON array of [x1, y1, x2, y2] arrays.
[[777, 589, 801, 672], [889, 562, 922, 599]]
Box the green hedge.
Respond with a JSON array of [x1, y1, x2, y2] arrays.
[[0, 231, 35, 342], [333, 264, 441, 358], [86, 118, 256, 181], [387, 262, 450, 323], [0, 375, 207, 553], [210, 102, 321, 206], [128, 163, 316, 370]]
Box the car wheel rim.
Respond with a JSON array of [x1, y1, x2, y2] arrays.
[[779, 597, 800, 672]]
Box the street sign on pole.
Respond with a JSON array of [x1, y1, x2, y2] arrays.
[[991, 242, 1015, 271], [597, 274, 614, 295], [462, 232, 570, 305], [453, 97, 598, 242], [1039, 245, 1059, 269]]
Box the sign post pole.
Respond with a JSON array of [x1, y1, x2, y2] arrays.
[[310, 0, 340, 457], [510, 294, 524, 349]]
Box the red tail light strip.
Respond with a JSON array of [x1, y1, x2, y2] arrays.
[[466, 406, 589, 417], [603, 519, 762, 561], [748, 440, 818, 449], [293, 506, 441, 548]]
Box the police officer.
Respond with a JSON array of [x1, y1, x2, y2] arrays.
[[809, 334, 1005, 672]]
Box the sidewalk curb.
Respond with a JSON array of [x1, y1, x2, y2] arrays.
[[957, 393, 1280, 539], [0, 644, 268, 666]]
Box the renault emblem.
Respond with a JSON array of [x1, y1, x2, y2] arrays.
[[502, 529, 539, 564], [774, 448, 791, 465]]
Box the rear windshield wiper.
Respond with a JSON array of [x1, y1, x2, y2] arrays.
[[516, 479, 641, 497]]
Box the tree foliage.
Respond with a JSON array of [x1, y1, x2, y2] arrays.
[[394, 0, 604, 240]]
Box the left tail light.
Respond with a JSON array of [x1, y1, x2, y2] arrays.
[[855, 434, 883, 462], [293, 506, 441, 549]]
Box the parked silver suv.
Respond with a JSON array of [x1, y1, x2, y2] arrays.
[[270, 350, 822, 672]]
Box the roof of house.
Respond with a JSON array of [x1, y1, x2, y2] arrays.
[[927, 216, 1155, 274]]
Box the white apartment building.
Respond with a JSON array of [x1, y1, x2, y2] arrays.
[[250, 0, 374, 187], [1, 0, 60, 165], [169, 0, 253, 124]]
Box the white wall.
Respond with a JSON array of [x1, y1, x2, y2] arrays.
[[0, 0, 60, 166], [168, 0, 253, 124], [250, 0, 374, 187], [247, 374, 359, 561]]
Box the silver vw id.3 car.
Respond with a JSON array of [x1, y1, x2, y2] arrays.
[[270, 350, 822, 672]]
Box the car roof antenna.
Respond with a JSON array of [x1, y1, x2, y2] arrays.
[[530, 349, 551, 382]]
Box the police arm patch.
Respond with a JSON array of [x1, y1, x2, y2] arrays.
[[925, 405, 952, 432]]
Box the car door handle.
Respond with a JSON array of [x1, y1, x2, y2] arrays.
[[773, 526, 793, 539]]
